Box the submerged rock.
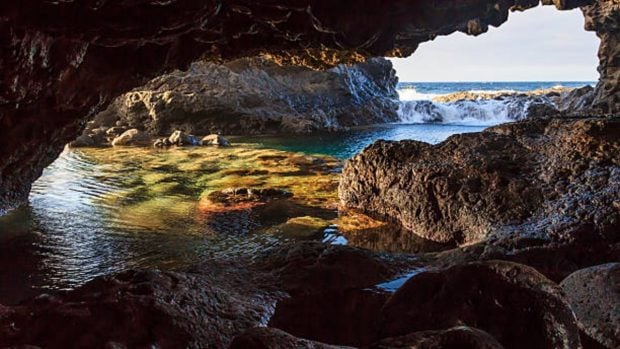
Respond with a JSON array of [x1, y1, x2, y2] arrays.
[[560, 263, 620, 349], [381, 261, 581, 349], [267, 216, 332, 239]]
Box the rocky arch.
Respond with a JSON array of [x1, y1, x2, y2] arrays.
[[0, 0, 617, 213]]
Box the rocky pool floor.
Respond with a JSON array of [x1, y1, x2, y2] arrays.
[[0, 123, 482, 305]]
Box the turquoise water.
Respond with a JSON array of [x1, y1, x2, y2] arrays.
[[234, 123, 488, 159]]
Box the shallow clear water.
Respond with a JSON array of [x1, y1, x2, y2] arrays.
[[233, 123, 488, 159], [0, 123, 484, 304]]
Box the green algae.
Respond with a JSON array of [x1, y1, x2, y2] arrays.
[[74, 145, 342, 237]]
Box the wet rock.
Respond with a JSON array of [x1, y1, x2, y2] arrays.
[[110, 129, 151, 147], [153, 137, 172, 148], [105, 127, 127, 138], [68, 134, 96, 148], [269, 289, 389, 347], [560, 263, 620, 349], [168, 130, 199, 146], [340, 118, 620, 246], [557, 85, 596, 113], [230, 327, 350, 349], [380, 261, 581, 349], [371, 326, 505, 349], [201, 134, 230, 147]]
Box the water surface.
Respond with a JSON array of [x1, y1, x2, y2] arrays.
[[0, 123, 480, 304]]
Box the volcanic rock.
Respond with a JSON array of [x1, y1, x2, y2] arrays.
[[201, 134, 230, 147], [110, 129, 151, 147], [340, 118, 620, 246], [0, 270, 273, 348], [81, 57, 399, 138], [230, 327, 351, 349], [371, 326, 505, 349], [380, 260, 581, 349], [560, 263, 620, 349]]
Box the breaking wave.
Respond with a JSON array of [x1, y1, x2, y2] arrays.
[[395, 86, 556, 126]]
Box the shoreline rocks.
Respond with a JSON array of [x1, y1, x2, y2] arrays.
[[72, 56, 398, 146], [339, 117, 620, 247]]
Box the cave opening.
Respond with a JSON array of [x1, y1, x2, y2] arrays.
[[0, 0, 605, 305], [0, 1, 618, 347]]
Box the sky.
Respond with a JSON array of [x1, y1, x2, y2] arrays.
[[389, 6, 600, 82]]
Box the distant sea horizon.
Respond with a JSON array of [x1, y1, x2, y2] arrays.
[[396, 81, 597, 101]]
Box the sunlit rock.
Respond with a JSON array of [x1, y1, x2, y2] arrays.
[[111, 129, 151, 147]]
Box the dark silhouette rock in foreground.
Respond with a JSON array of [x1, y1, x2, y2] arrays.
[[371, 326, 505, 349], [560, 263, 620, 349], [230, 327, 351, 349], [381, 261, 581, 349]]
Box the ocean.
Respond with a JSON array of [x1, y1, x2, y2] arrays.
[[395, 81, 595, 125]]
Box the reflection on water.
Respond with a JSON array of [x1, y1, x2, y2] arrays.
[[0, 123, 484, 304]]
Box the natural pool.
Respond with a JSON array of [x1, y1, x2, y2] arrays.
[[0, 123, 487, 304]]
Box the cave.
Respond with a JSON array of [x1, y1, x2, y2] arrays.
[[0, 1, 619, 348]]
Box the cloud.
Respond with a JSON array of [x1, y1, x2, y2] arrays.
[[389, 6, 599, 82]]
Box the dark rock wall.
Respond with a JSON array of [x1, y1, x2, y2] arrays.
[[0, 0, 615, 213], [76, 57, 398, 140]]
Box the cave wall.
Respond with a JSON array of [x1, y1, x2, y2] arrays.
[[0, 0, 616, 214]]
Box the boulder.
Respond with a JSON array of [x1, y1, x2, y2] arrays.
[[201, 134, 230, 146], [110, 129, 151, 147], [167, 130, 199, 146], [268, 289, 390, 347], [256, 241, 401, 295], [340, 118, 620, 246], [560, 263, 620, 349], [380, 261, 581, 349]]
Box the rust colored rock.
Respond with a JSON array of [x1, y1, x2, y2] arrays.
[[560, 263, 620, 349], [380, 261, 581, 349], [340, 118, 620, 246], [371, 326, 505, 349]]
